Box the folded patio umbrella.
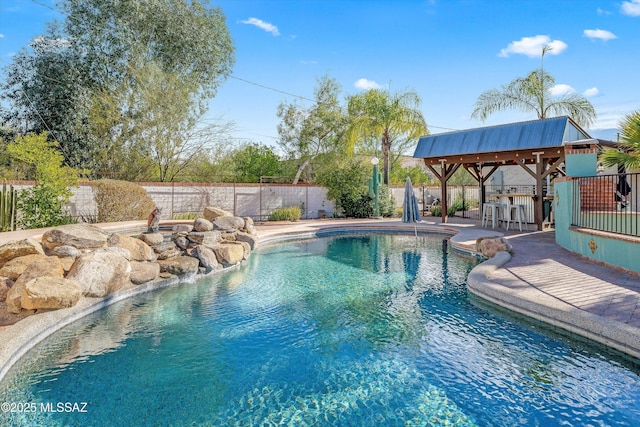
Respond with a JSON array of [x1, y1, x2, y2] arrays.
[[403, 177, 421, 236]]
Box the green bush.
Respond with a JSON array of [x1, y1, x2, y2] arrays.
[[378, 185, 396, 217], [430, 205, 457, 217], [268, 206, 301, 221], [7, 132, 79, 229], [315, 159, 397, 219], [337, 192, 372, 218], [91, 179, 157, 222], [17, 185, 75, 229]]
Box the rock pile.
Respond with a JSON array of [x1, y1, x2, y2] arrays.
[[0, 208, 258, 318]]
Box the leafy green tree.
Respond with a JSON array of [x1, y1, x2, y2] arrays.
[[471, 49, 596, 128], [1, 0, 235, 175], [1, 24, 96, 169], [230, 143, 282, 183], [277, 74, 350, 184], [89, 63, 232, 181], [347, 89, 428, 185], [61, 0, 233, 97], [7, 132, 79, 229], [600, 110, 640, 169]]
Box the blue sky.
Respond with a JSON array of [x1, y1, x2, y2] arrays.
[[1, 0, 639, 151]]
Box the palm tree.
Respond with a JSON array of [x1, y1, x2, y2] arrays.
[[600, 110, 640, 169], [347, 89, 428, 184], [471, 55, 596, 128]]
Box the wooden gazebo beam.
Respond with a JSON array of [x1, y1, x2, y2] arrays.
[[421, 147, 566, 166]]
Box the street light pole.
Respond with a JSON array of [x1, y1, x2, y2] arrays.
[[369, 157, 381, 218]]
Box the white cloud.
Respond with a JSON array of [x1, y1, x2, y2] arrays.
[[240, 17, 280, 36], [300, 60, 317, 65], [597, 7, 612, 15], [583, 28, 617, 41], [498, 35, 567, 58], [354, 78, 382, 90], [621, 0, 640, 16], [583, 87, 600, 97], [0, 34, 4, 38], [549, 84, 574, 96]]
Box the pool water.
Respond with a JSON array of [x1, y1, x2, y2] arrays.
[[1, 233, 640, 426]]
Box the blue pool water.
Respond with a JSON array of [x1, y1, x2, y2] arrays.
[[1, 233, 640, 426]]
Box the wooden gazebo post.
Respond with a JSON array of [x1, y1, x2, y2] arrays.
[[425, 159, 461, 224]]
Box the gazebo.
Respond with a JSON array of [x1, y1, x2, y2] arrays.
[[413, 116, 603, 231]]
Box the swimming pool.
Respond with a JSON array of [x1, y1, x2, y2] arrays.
[[1, 233, 639, 426]]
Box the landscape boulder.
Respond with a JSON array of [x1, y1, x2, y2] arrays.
[[0, 254, 50, 280], [203, 207, 232, 221], [477, 237, 513, 258], [108, 233, 156, 262], [138, 232, 164, 246], [152, 242, 182, 260], [0, 276, 13, 301], [66, 250, 132, 298], [193, 218, 214, 232], [52, 245, 81, 258], [130, 261, 160, 285], [6, 256, 65, 313], [157, 256, 200, 276], [235, 231, 259, 250], [172, 224, 193, 234], [211, 242, 245, 267], [242, 217, 257, 235], [41, 224, 109, 251], [21, 277, 82, 311], [187, 231, 221, 247], [211, 216, 245, 232], [0, 238, 45, 267], [193, 245, 219, 272], [174, 236, 190, 250]]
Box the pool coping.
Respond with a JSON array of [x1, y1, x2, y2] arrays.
[[467, 252, 640, 360]]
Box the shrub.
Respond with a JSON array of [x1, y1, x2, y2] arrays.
[[17, 185, 75, 229], [430, 205, 458, 217], [337, 192, 372, 218], [268, 206, 301, 221], [378, 185, 396, 217], [8, 132, 79, 229], [91, 179, 156, 222], [315, 159, 370, 218]]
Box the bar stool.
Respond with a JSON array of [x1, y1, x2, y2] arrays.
[[482, 202, 503, 228], [504, 204, 526, 232]]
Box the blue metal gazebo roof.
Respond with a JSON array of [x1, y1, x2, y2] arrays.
[[413, 116, 592, 159]]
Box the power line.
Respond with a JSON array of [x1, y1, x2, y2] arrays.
[[227, 74, 460, 133], [227, 75, 315, 103], [29, 0, 56, 12]]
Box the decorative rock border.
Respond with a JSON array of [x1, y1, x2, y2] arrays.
[[1, 210, 257, 318]]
